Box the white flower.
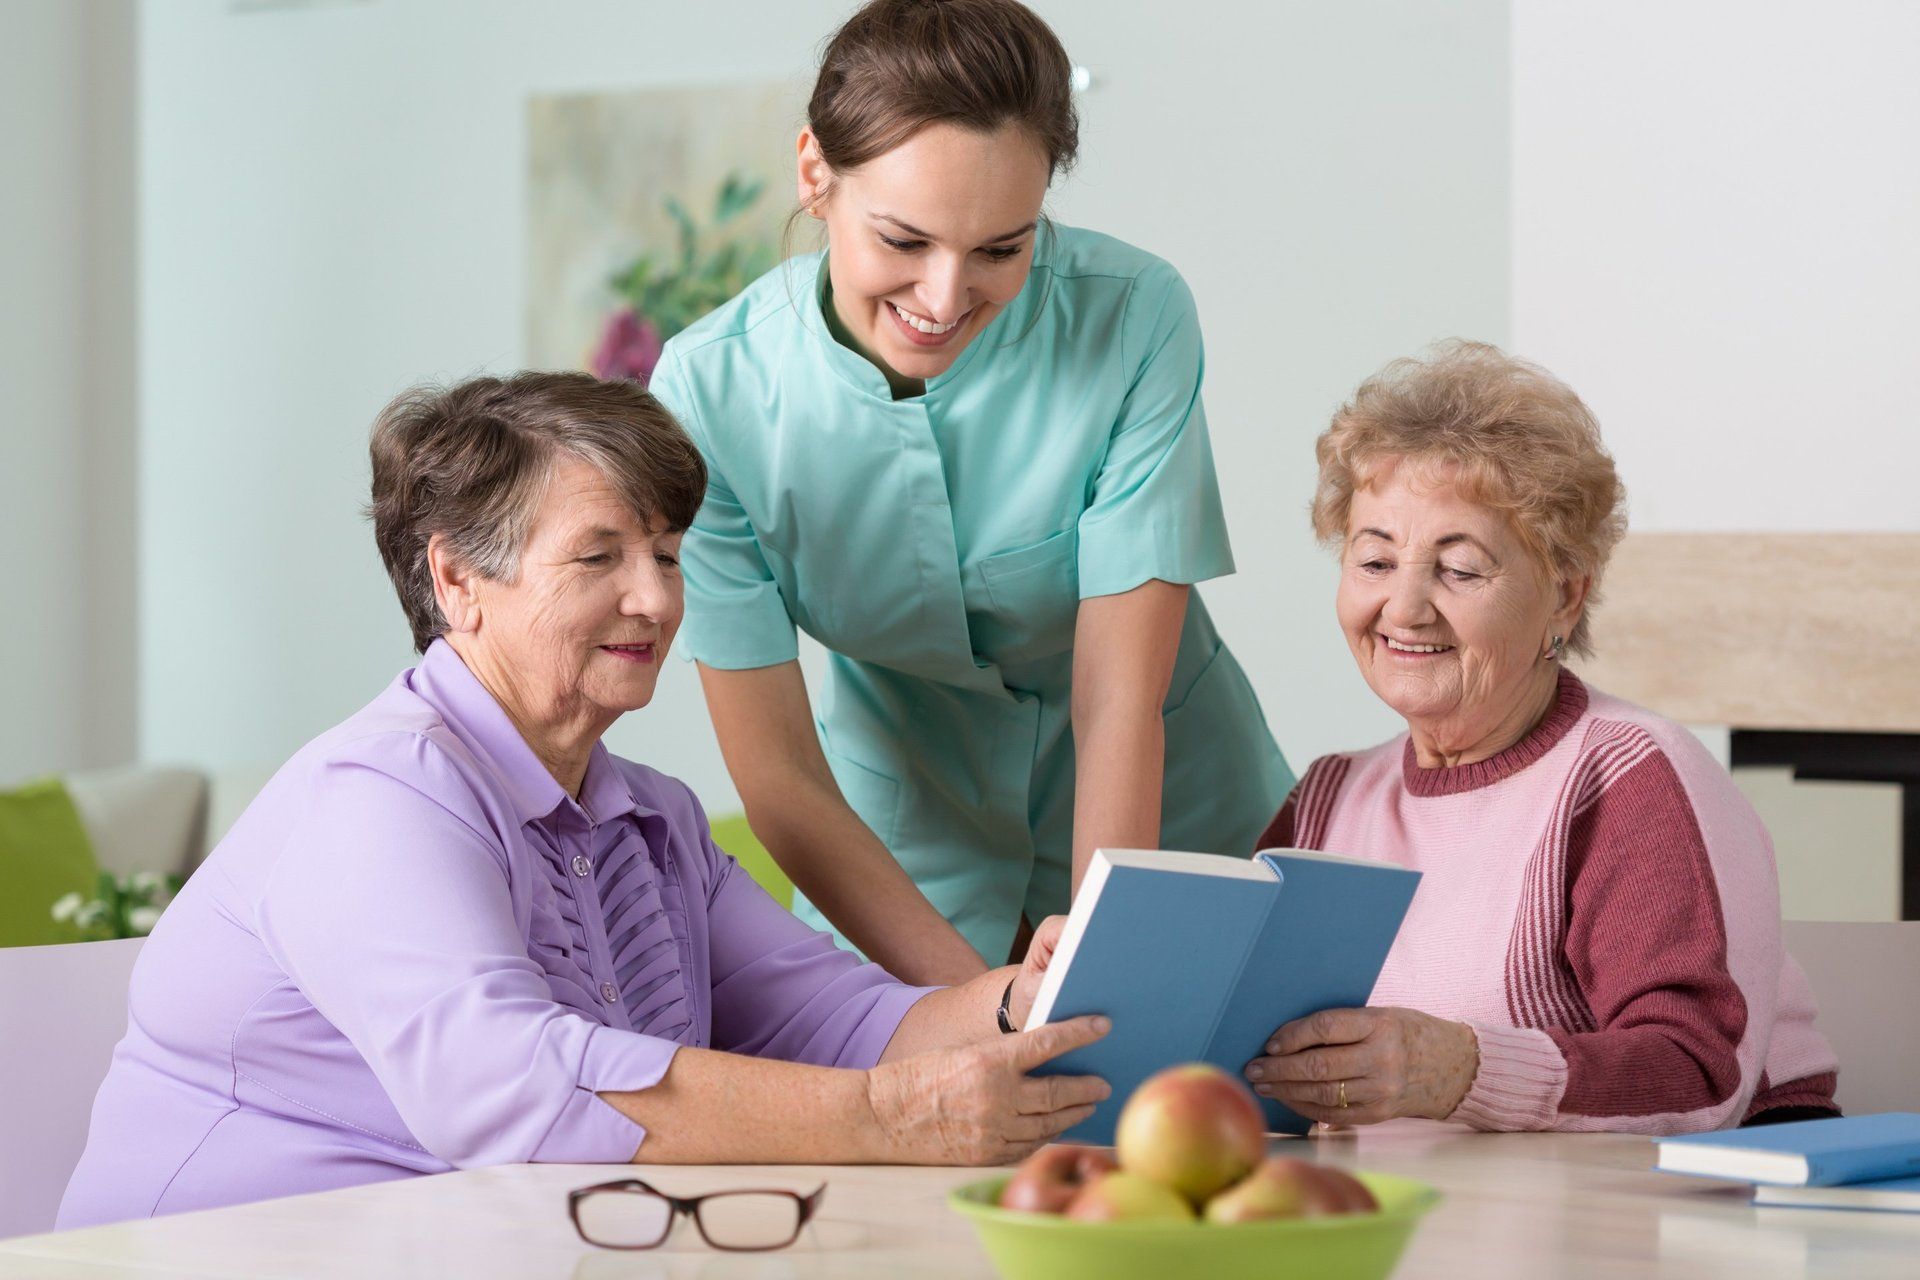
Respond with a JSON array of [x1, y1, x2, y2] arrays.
[[128, 906, 163, 935], [51, 893, 84, 922], [131, 870, 165, 895], [76, 901, 110, 929]]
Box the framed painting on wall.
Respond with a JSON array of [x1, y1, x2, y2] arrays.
[[526, 80, 808, 384]]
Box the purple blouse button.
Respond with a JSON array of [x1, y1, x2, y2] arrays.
[[571, 855, 592, 877], [600, 981, 619, 1004]]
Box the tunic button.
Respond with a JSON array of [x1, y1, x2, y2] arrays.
[[571, 855, 592, 877], [601, 981, 619, 1004]]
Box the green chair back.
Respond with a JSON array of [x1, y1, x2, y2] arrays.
[[0, 779, 102, 947], [707, 812, 793, 911]]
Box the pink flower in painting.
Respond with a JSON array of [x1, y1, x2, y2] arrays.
[[590, 309, 665, 385]]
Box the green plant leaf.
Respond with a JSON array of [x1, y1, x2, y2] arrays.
[[663, 195, 699, 274], [714, 171, 765, 225], [597, 174, 782, 357]]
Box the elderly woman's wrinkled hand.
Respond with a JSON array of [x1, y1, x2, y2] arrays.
[[865, 1014, 1111, 1164], [1242, 1007, 1479, 1126]]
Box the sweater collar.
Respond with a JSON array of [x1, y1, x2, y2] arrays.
[[1399, 668, 1590, 797]]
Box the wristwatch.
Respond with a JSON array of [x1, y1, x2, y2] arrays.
[[996, 978, 1018, 1034]]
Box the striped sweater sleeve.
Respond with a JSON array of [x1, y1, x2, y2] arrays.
[[1454, 742, 1774, 1134], [1254, 755, 1352, 853]]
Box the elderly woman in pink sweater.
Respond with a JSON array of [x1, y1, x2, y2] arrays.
[[1242, 342, 1837, 1134]]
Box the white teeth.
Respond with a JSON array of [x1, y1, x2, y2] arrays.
[[1385, 638, 1452, 653], [890, 302, 960, 335]]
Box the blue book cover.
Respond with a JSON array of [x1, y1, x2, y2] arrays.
[[1024, 847, 1421, 1145], [1656, 1114, 1920, 1186], [1754, 1174, 1920, 1212]]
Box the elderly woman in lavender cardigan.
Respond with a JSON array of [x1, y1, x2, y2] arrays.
[[60, 373, 1107, 1228], [1241, 342, 1838, 1134]]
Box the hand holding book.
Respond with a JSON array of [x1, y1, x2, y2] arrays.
[[1242, 1006, 1480, 1125], [1023, 847, 1422, 1143], [1005, 913, 1071, 1031]]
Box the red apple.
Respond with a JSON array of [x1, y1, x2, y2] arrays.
[[1203, 1156, 1379, 1223], [1063, 1171, 1197, 1223], [999, 1144, 1120, 1214], [1114, 1063, 1267, 1205]]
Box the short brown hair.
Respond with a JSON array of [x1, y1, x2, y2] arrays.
[[1311, 341, 1628, 657], [368, 372, 706, 652], [808, 0, 1079, 179]]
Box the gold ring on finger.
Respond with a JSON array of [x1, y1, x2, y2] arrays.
[[1337, 1080, 1349, 1109]]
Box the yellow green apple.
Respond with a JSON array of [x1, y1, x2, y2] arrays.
[[998, 1144, 1119, 1215], [1063, 1170, 1197, 1223], [1114, 1063, 1267, 1205], [1204, 1156, 1380, 1222]]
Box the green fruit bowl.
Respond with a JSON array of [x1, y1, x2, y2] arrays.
[[948, 1172, 1440, 1280]]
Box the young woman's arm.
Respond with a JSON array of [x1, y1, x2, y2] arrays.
[[699, 659, 991, 984], [1068, 579, 1189, 895]]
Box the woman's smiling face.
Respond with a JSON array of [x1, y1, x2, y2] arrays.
[[799, 121, 1051, 384], [1337, 458, 1583, 758], [451, 458, 685, 735]]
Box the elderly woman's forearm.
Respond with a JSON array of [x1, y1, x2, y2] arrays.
[[598, 1047, 887, 1164], [878, 965, 1021, 1062]]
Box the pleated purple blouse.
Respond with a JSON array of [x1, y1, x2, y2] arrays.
[[59, 641, 932, 1228]]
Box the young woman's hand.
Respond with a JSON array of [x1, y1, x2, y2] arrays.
[[1006, 914, 1068, 1030], [865, 1014, 1110, 1164]]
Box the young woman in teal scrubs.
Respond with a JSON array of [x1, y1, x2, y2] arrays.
[[649, 0, 1292, 985]]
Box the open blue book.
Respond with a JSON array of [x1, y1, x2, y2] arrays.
[[1656, 1114, 1920, 1186], [1023, 847, 1421, 1145]]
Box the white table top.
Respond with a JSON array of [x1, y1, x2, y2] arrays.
[[6, 1126, 1918, 1279]]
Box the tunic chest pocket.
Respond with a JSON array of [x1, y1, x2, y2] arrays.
[[972, 528, 1080, 666]]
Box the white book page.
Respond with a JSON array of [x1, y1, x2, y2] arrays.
[[1022, 852, 1113, 1030], [1656, 1145, 1810, 1184], [1022, 848, 1267, 1031], [1103, 847, 1273, 879], [1254, 845, 1382, 868]]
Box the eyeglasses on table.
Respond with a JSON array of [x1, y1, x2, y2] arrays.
[[568, 1177, 827, 1251]]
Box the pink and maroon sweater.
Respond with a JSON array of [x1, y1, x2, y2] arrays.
[[1260, 670, 1837, 1134]]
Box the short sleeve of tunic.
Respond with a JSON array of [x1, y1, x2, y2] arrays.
[[1075, 259, 1236, 598], [650, 347, 800, 670]]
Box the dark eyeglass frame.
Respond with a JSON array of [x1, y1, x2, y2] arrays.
[[567, 1177, 827, 1252]]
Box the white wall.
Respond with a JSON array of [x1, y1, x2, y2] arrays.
[[136, 0, 1513, 802], [0, 0, 136, 785], [137, 0, 847, 797], [1512, 1, 1920, 919], [2, 2, 86, 784], [1511, 0, 1920, 532], [1046, 0, 1513, 770]]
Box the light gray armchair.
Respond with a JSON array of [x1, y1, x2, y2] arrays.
[[62, 764, 272, 881]]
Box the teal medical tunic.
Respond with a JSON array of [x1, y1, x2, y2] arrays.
[[650, 224, 1293, 965]]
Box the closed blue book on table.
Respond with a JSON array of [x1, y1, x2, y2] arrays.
[[1023, 847, 1421, 1145], [1655, 1114, 1920, 1186], [1754, 1175, 1920, 1213]]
